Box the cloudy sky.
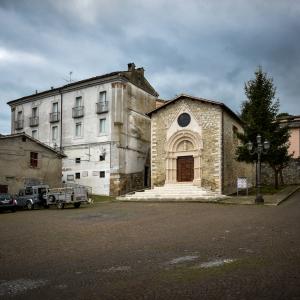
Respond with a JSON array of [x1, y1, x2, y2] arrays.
[[0, 0, 299, 133]]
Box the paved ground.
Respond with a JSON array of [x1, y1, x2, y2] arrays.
[[0, 191, 300, 300]]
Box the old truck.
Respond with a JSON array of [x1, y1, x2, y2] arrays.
[[17, 184, 49, 210], [46, 184, 90, 209]]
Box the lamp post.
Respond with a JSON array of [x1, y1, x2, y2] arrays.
[[247, 134, 270, 204]]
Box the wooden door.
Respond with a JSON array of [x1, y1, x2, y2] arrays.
[[177, 156, 194, 182]]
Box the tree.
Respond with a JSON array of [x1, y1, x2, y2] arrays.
[[236, 67, 291, 189]]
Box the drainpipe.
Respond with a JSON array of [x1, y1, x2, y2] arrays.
[[59, 89, 63, 152]]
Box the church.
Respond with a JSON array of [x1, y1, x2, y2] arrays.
[[147, 94, 254, 196]]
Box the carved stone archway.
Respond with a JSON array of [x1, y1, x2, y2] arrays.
[[165, 130, 203, 186]]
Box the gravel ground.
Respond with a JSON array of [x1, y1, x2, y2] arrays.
[[0, 191, 300, 300]]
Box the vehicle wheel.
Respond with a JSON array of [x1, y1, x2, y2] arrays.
[[26, 201, 34, 210], [57, 202, 65, 209], [48, 195, 55, 203], [74, 202, 81, 208]]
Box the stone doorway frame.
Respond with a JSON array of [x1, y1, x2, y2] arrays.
[[165, 130, 203, 186]]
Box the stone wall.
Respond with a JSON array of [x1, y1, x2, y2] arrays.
[[222, 111, 255, 194], [109, 171, 144, 196], [151, 98, 222, 192], [261, 159, 300, 185]]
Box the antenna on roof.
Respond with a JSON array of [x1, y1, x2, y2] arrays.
[[63, 71, 74, 83]]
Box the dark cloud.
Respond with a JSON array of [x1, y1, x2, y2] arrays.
[[1, 0, 299, 133]]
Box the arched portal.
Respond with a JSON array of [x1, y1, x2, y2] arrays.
[[165, 130, 203, 186]]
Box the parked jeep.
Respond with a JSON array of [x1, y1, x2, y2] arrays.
[[17, 185, 49, 210]]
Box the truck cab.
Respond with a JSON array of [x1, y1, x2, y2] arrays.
[[17, 185, 49, 210]]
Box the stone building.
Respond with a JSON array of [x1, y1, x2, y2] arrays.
[[147, 94, 254, 195], [7, 63, 158, 196], [0, 133, 64, 194]]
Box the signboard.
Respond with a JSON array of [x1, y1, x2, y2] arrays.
[[237, 177, 248, 196], [237, 177, 248, 189]]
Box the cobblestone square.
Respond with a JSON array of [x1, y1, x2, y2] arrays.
[[1, 192, 300, 300]]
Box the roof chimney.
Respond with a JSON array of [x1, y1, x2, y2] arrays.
[[128, 62, 136, 71]]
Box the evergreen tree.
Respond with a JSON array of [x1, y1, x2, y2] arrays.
[[236, 67, 291, 188]]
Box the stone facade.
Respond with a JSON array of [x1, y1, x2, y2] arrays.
[[222, 111, 255, 194], [149, 95, 254, 195], [0, 133, 64, 194], [261, 159, 300, 186]]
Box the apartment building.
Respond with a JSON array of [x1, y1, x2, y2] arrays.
[[7, 63, 158, 195]]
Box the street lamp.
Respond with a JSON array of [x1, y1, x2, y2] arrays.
[[247, 134, 270, 204]]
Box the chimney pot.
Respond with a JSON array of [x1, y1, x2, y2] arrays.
[[128, 62, 136, 71]]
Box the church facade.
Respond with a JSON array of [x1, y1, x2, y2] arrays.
[[148, 94, 254, 195]]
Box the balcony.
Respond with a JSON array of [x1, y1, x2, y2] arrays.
[[49, 112, 60, 123], [29, 116, 39, 127], [96, 102, 109, 114], [72, 106, 84, 118], [15, 120, 24, 130]]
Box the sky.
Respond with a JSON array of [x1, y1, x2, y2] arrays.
[[0, 0, 299, 134]]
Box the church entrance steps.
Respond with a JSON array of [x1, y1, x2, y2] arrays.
[[116, 183, 228, 202]]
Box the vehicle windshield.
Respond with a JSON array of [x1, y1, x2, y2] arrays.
[[38, 188, 47, 194], [0, 194, 12, 200]]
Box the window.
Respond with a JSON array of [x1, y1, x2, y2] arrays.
[[75, 172, 80, 179], [100, 171, 105, 178], [99, 91, 107, 103], [32, 107, 37, 117], [52, 126, 58, 141], [100, 155, 105, 161], [67, 175, 74, 181], [32, 130, 37, 139], [52, 102, 58, 113], [30, 152, 38, 168], [75, 96, 82, 107], [17, 111, 23, 120], [75, 122, 82, 137], [232, 125, 238, 144], [75, 158, 81, 164], [99, 118, 106, 134]]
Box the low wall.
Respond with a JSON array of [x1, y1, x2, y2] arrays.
[[261, 159, 300, 185]]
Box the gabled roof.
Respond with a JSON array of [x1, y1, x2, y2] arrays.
[[0, 133, 66, 157], [7, 64, 158, 106], [147, 94, 242, 124]]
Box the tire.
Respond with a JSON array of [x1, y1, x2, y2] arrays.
[[74, 202, 81, 208], [26, 201, 34, 210], [57, 202, 65, 209], [48, 195, 55, 203]]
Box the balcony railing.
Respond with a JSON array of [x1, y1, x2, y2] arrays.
[[96, 102, 109, 114], [29, 116, 39, 127], [72, 106, 84, 118], [49, 112, 60, 123], [15, 119, 24, 130]]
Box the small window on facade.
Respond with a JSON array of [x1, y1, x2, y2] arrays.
[[99, 118, 106, 134], [67, 175, 74, 181], [100, 171, 105, 178], [52, 126, 58, 141], [75, 122, 82, 137], [75, 158, 81, 164], [32, 130, 37, 139], [52, 102, 58, 113], [75, 96, 82, 107], [30, 152, 38, 168], [75, 172, 80, 179], [99, 155, 105, 161], [99, 91, 107, 103], [32, 107, 37, 117], [17, 111, 23, 120]]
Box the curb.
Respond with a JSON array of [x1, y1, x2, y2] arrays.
[[276, 186, 300, 206]]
